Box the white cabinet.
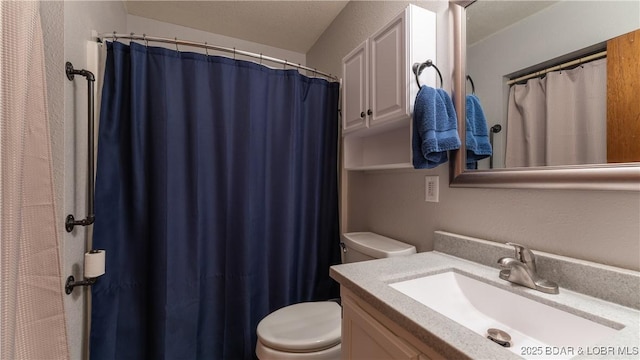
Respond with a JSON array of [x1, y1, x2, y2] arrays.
[[369, 12, 408, 128], [342, 5, 436, 169], [341, 288, 444, 360], [343, 41, 369, 133]]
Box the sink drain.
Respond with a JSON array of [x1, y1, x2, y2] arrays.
[[487, 328, 511, 348]]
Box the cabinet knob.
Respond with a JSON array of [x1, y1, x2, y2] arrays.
[[367, 109, 372, 116], [360, 111, 366, 118]]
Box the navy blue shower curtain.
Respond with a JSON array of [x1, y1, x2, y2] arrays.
[[90, 41, 341, 360]]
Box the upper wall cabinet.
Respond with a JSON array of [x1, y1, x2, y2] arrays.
[[342, 5, 436, 169], [343, 41, 370, 133]]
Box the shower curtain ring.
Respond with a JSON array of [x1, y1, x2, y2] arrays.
[[113, 31, 117, 42], [233, 47, 236, 60], [260, 53, 262, 64], [204, 42, 209, 56], [283, 60, 287, 69], [313, 68, 317, 77], [175, 37, 179, 51], [143, 34, 148, 47]]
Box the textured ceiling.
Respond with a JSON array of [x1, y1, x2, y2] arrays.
[[124, 1, 559, 53], [466, 0, 559, 46], [124, 1, 350, 53]]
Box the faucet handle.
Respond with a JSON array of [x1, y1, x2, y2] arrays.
[[505, 242, 537, 272]]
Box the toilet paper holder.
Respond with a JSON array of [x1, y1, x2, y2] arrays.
[[65, 275, 97, 295], [65, 249, 106, 295]]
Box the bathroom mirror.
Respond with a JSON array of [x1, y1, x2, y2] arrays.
[[449, 0, 640, 191]]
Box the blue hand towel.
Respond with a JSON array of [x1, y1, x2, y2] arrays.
[[465, 94, 492, 168], [412, 86, 461, 169]]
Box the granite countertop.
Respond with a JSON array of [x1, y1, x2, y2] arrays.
[[330, 250, 640, 360]]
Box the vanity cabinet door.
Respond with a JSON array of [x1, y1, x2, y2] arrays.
[[342, 41, 369, 133], [342, 295, 421, 360]]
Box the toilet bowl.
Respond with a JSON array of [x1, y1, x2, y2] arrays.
[[256, 232, 416, 359]]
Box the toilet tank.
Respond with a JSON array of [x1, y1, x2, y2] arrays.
[[341, 232, 416, 263]]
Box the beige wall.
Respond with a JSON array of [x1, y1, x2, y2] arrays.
[[126, 15, 306, 67], [62, 3, 128, 358], [40, 1, 128, 358], [307, 0, 640, 272]]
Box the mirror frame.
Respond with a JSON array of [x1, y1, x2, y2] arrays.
[[449, 0, 640, 191]]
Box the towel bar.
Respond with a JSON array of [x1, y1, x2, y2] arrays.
[[65, 62, 96, 232]]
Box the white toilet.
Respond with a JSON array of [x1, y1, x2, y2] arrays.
[[255, 232, 417, 360]]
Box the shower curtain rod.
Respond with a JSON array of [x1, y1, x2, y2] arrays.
[[98, 32, 339, 81], [507, 50, 607, 85]]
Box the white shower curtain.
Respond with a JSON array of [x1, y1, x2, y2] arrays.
[[1, 1, 70, 358], [505, 58, 607, 167]]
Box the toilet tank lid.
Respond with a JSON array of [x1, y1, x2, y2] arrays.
[[342, 232, 416, 259]]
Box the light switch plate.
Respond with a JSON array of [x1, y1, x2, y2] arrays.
[[425, 176, 439, 202]]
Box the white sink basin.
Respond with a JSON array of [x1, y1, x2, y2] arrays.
[[390, 270, 622, 359]]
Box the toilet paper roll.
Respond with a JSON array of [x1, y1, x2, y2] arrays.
[[84, 250, 106, 278]]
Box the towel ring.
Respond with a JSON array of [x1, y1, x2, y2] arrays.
[[466, 75, 476, 94], [412, 60, 443, 89]]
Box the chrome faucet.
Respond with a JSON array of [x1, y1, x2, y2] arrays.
[[498, 243, 559, 294]]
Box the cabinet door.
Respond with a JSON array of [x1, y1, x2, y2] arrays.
[[369, 12, 407, 127], [607, 28, 640, 163], [343, 41, 369, 134], [342, 297, 421, 360]]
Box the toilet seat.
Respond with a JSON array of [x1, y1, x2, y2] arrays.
[[256, 340, 341, 360], [256, 301, 341, 352]]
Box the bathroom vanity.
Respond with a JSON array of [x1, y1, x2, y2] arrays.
[[341, 287, 445, 360], [331, 232, 640, 360]]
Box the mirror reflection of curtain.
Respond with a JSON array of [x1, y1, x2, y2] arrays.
[[505, 58, 607, 167], [0, 1, 70, 358]]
